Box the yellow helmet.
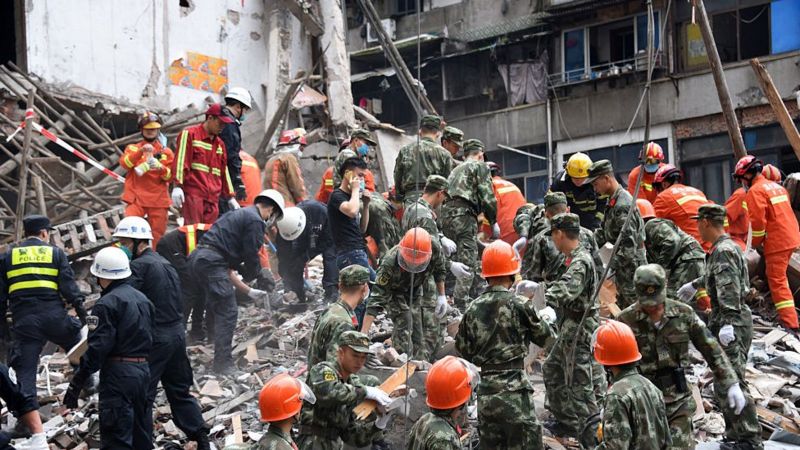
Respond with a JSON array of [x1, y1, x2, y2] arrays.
[[566, 152, 592, 179]]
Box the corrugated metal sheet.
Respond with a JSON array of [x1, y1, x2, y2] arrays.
[[449, 12, 551, 42]]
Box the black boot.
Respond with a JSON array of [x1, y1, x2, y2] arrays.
[[194, 429, 211, 450]]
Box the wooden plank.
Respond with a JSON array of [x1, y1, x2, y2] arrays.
[[761, 329, 789, 347], [232, 413, 244, 444], [353, 362, 417, 420], [750, 58, 800, 161], [757, 405, 800, 434]]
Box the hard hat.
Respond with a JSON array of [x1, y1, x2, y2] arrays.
[[398, 227, 433, 274], [486, 161, 502, 177], [566, 153, 592, 179], [733, 155, 762, 179], [636, 199, 656, 220], [480, 240, 520, 278], [91, 246, 132, 280], [258, 373, 316, 422], [254, 189, 286, 220], [426, 356, 478, 410], [643, 142, 664, 164], [278, 128, 307, 147], [138, 112, 162, 130], [762, 163, 782, 183], [113, 216, 154, 240], [225, 87, 253, 109], [653, 164, 681, 187], [592, 320, 642, 366], [277, 207, 306, 241]]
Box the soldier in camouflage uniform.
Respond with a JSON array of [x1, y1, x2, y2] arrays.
[[307, 265, 371, 367], [588, 160, 647, 309], [366, 194, 402, 259], [684, 205, 762, 450], [618, 264, 748, 450], [441, 126, 464, 167], [257, 373, 315, 450], [332, 129, 378, 187], [298, 331, 393, 450], [591, 320, 670, 450], [456, 240, 554, 450], [541, 213, 602, 437], [394, 115, 452, 206], [441, 139, 497, 309]]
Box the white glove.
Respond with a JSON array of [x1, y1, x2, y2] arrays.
[[435, 295, 448, 319], [364, 386, 392, 406], [248, 288, 268, 300], [449, 261, 471, 279], [515, 280, 539, 298], [147, 156, 160, 167], [539, 306, 557, 325], [440, 236, 457, 256], [134, 164, 147, 176], [719, 324, 735, 347], [677, 282, 697, 303], [14, 433, 49, 450], [171, 187, 185, 208], [492, 223, 501, 239], [228, 198, 241, 210], [513, 236, 527, 254], [727, 383, 747, 415]]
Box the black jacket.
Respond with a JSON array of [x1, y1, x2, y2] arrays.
[[198, 206, 266, 281], [220, 107, 244, 198], [129, 248, 183, 327], [550, 169, 608, 230]]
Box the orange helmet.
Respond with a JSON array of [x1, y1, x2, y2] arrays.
[[643, 142, 664, 164], [480, 240, 520, 278], [278, 128, 307, 146], [398, 228, 432, 273], [426, 356, 478, 410], [258, 373, 316, 422], [762, 164, 782, 183], [592, 320, 642, 366], [636, 199, 655, 220]]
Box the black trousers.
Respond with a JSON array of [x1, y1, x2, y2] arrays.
[[98, 361, 150, 449]]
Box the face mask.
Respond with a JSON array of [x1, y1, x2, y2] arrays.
[[360, 180, 366, 191], [239, 112, 246, 122], [356, 143, 369, 157], [644, 163, 660, 173], [362, 286, 371, 302], [116, 243, 133, 260]]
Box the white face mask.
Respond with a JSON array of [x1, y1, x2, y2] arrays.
[[362, 286, 371, 302]]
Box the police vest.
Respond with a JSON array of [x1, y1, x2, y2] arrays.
[[179, 223, 212, 254], [6, 245, 59, 297]]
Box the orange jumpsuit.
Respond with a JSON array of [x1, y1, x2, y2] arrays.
[[239, 151, 262, 207], [119, 140, 174, 245], [263, 152, 307, 207], [746, 174, 800, 329], [654, 183, 712, 252], [480, 177, 526, 245], [627, 164, 663, 204], [315, 167, 376, 204], [725, 187, 749, 251]]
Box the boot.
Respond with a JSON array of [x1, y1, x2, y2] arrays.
[[194, 429, 211, 450]]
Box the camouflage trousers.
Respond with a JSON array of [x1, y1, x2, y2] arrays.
[[388, 280, 441, 360], [612, 248, 647, 310], [478, 386, 543, 450], [441, 206, 481, 310]]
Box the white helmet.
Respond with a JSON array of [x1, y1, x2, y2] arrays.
[[225, 87, 252, 109], [113, 216, 153, 240], [254, 189, 286, 220], [277, 207, 306, 241], [91, 247, 132, 280]]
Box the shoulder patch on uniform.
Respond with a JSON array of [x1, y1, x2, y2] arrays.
[[323, 369, 336, 381], [377, 273, 390, 286], [86, 315, 99, 331]]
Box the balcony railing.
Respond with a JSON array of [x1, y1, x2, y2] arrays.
[[549, 52, 665, 88]]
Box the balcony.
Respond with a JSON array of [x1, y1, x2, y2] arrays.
[[549, 52, 666, 87]]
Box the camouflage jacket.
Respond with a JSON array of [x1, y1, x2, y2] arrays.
[[644, 218, 704, 269], [514, 204, 546, 240], [406, 411, 462, 450], [367, 246, 442, 317], [366, 196, 402, 256], [394, 137, 452, 201], [402, 197, 448, 283], [455, 285, 554, 394], [617, 300, 738, 415], [694, 234, 752, 330], [544, 245, 599, 331], [445, 160, 497, 223], [307, 300, 358, 367], [256, 427, 296, 450], [525, 226, 603, 284], [596, 367, 670, 450], [595, 186, 646, 265]]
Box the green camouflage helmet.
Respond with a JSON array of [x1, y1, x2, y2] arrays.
[[634, 264, 667, 306]]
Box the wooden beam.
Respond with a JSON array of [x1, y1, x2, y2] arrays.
[[279, 0, 324, 37], [750, 58, 800, 161]]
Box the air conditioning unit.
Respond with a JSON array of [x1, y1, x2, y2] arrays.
[[367, 18, 396, 44]]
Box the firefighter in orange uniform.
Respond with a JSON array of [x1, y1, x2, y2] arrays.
[[627, 141, 665, 204], [726, 164, 782, 251], [484, 161, 527, 245], [119, 112, 175, 245], [735, 156, 800, 330], [264, 128, 308, 207], [653, 164, 713, 252], [171, 104, 235, 225], [238, 151, 262, 207]]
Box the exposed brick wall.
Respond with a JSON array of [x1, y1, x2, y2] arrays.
[[675, 100, 800, 139]]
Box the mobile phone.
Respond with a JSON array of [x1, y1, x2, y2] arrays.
[[344, 170, 354, 183]]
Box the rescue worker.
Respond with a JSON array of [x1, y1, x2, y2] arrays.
[[394, 115, 452, 205], [725, 163, 783, 252], [365, 193, 402, 263], [486, 161, 527, 245], [638, 199, 710, 311], [679, 204, 763, 449], [331, 129, 379, 189], [652, 164, 712, 251], [441, 126, 464, 166], [297, 331, 392, 450], [64, 247, 154, 449], [618, 264, 748, 450], [542, 213, 602, 437], [238, 150, 262, 206], [0, 363, 48, 450], [735, 155, 800, 330], [627, 142, 665, 204], [113, 217, 210, 449], [0, 215, 86, 405], [256, 373, 315, 450], [441, 139, 497, 310], [591, 320, 670, 450], [588, 160, 647, 309], [188, 190, 283, 374], [171, 103, 236, 224], [513, 203, 548, 257], [551, 152, 606, 230], [406, 356, 476, 450], [275, 201, 338, 303], [119, 111, 174, 245], [307, 265, 370, 366], [219, 87, 253, 214], [264, 128, 308, 207], [456, 240, 554, 450]]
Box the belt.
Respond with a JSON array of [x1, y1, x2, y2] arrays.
[[445, 197, 478, 214], [481, 359, 524, 372], [196, 243, 227, 257], [108, 356, 147, 363], [299, 425, 339, 440]]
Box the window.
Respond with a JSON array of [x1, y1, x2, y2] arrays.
[[564, 29, 586, 81], [395, 0, 420, 16], [485, 144, 549, 203]]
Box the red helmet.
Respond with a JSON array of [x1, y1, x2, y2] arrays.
[[762, 164, 782, 183], [643, 142, 664, 164], [278, 128, 307, 146], [653, 164, 681, 187], [733, 155, 762, 179], [486, 161, 501, 176], [138, 112, 162, 130]]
